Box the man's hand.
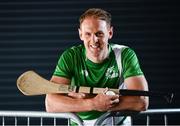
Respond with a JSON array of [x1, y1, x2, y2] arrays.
[[91, 93, 119, 111], [68, 89, 120, 112]]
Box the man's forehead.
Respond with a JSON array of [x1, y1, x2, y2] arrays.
[[80, 18, 108, 31]]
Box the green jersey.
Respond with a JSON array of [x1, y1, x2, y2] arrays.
[[53, 43, 143, 120]]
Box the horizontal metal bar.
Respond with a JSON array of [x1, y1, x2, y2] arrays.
[[0, 111, 83, 126], [140, 108, 180, 115]]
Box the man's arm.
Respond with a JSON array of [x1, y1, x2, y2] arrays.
[[110, 75, 149, 111], [45, 76, 119, 112], [45, 76, 91, 112]]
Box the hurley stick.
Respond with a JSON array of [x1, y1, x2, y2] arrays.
[[17, 71, 173, 103]]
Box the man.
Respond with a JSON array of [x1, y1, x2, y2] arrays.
[[45, 8, 149, 125]]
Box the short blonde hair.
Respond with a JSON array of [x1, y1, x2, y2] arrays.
[[79, 8, 112, 27]]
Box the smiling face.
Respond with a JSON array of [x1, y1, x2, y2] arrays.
[[79, 17, 113, 63]]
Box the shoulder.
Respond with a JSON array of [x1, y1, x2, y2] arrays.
[[110, 43, 134, 54], [110, 43, 128, 50], [110, 43, 138, 62], [121, 47, 137, 58]]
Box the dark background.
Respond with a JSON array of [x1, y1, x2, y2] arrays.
[[0, 0, 179, 125]]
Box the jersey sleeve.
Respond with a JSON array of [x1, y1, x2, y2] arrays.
[[122, 47, 144, 79], [53, 49, 74, 79]]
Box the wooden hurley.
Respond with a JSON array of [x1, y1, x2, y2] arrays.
[[17, 71, 173, 103]]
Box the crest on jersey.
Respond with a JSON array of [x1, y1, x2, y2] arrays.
[[105, 66, 118, 79]]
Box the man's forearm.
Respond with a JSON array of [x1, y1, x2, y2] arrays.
[[45, 92, 120, 113], [45, 94, 94, 112], [110, 96, 148, 112]]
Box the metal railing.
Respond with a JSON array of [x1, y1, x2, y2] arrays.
[[91, 108, 180, 126], [0, 111, 83, 126], [0, 109, 180, 126], [138, 108, 180, 126]]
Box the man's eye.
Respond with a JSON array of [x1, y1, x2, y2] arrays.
[[96, 32, 104, 37], [85, 33, 91, 36]]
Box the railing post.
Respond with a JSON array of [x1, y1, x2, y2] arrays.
[[54, 117, 56, 126], [164, 114, 167, 126], [15, 117, 17, 126], [146, 115, 150, 126], [2, 116, 5, 126], [112, 116, 115, 125], [40, 117, 43, 126]]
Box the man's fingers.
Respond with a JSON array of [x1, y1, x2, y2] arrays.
[[104, 90, 120, 105], [109, 94, 119, 104], [110, 94, 119, 100], [110, 98, 120, 104]]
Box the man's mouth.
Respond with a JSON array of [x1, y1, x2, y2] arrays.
[[91, 45, 99, 49], [89, 44, 101, 55]]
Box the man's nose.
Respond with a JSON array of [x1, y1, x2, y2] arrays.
[[92, 34, 98, 43]]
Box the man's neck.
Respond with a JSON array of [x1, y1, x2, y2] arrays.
[[86, 46, 110, 63]]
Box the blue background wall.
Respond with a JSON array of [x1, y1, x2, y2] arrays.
[[0, 0, 179, 124]]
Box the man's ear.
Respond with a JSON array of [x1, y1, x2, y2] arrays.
[[78, 28, 83, 41], [108, 26, 113, 39]]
